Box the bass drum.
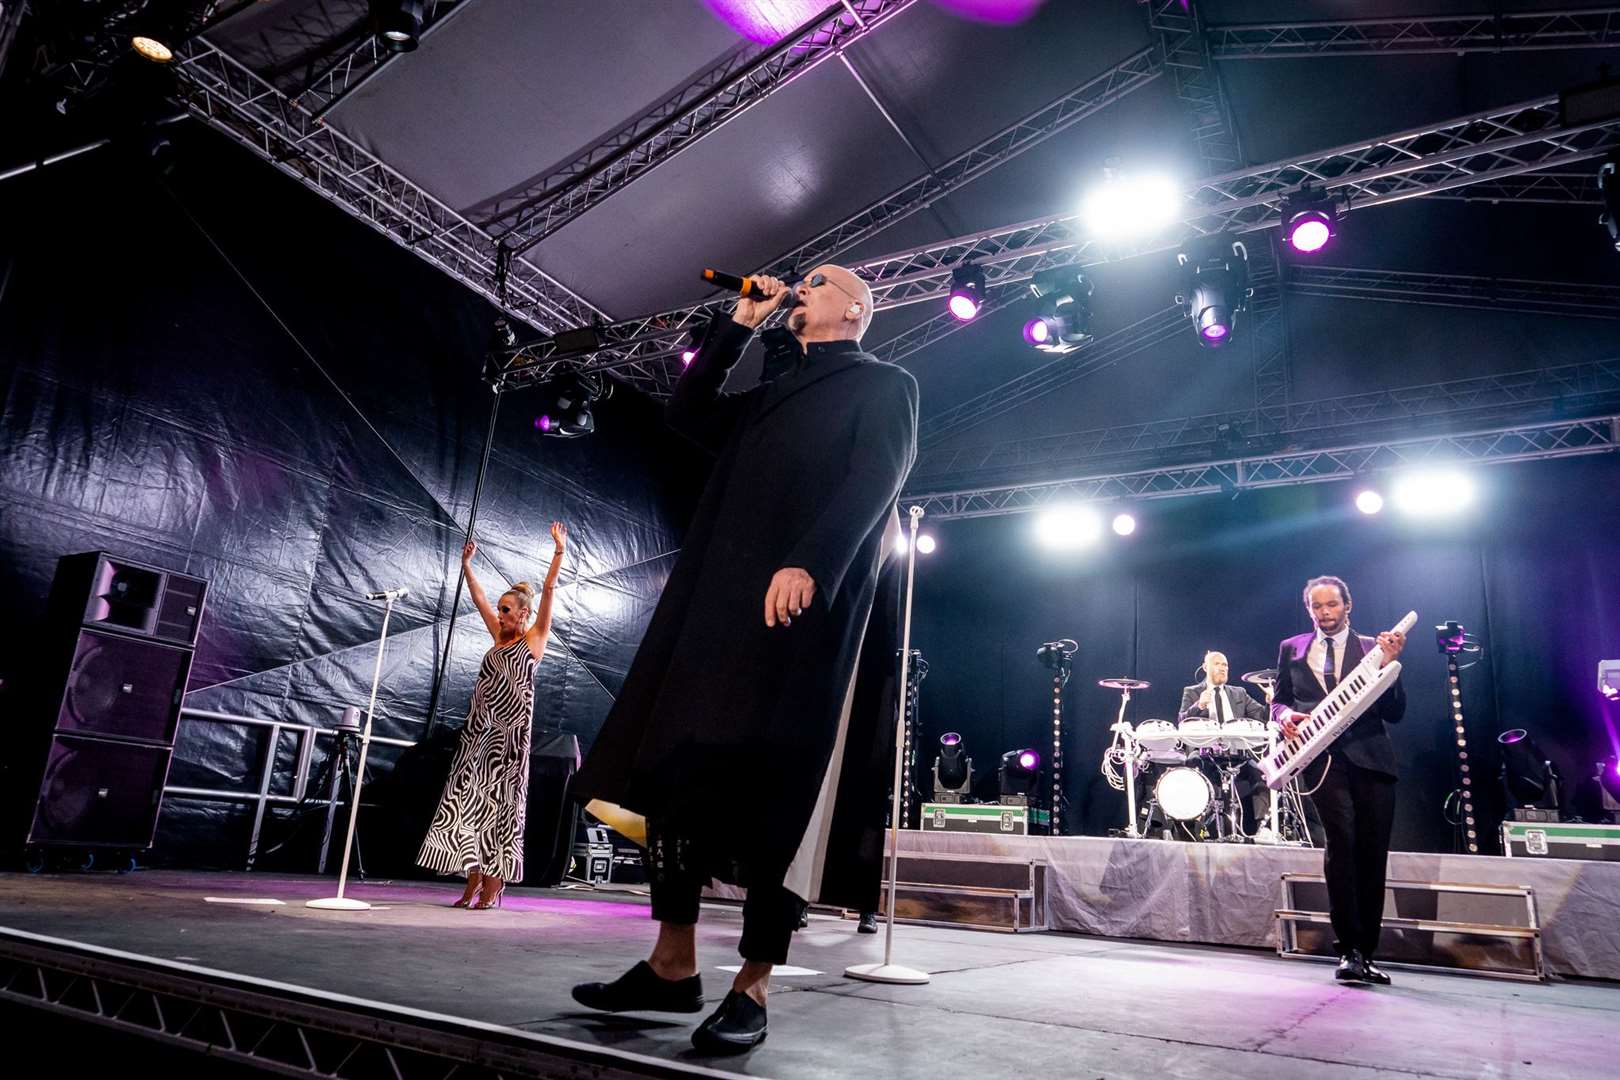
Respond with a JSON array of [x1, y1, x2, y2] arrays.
[[1154, 766, 1214, 822]]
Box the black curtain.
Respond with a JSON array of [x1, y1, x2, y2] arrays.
[[909, 455, 1620, 853], [0, 124, 704, 868]]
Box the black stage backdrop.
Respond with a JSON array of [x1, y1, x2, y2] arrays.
[[3, 126, 1617, 866], [0, 126, 705, 869], [908, 455, 1620, 854]]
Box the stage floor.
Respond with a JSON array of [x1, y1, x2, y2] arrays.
[[1, 870, 1616, 1078]]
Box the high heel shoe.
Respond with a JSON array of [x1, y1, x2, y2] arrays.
[[471, 883, 504, 910], [451, 872, 483, 908]]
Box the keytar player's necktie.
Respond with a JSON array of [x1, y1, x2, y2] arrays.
[[1324, 637, 1339, 693]]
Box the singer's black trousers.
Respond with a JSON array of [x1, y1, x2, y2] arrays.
[[1308, 757, 1397, 959], [644, 821, 801, 965]]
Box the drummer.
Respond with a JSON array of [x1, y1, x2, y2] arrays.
[[1177, 651, 1268, 725], [1179, 651, 1271, 835]]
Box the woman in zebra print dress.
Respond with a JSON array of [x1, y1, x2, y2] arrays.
[[417, 523, 566, 909]]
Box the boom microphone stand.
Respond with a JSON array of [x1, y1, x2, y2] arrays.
[[308, 587, 405, 911]]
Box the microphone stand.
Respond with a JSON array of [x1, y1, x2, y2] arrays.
[[846, 506, 931, 986], [308, 589, 401, 911]]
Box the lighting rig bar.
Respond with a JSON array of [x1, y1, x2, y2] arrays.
[[913, 358, 1620, 487], [172, 35, 608, 338], [906, 414, 1620, 521], [1209, 8, 1620, 60], [480, 0, 921, 255], [500, 91, 1620, 394], [1286, 265, 1620, 319], [1146, 0, 1244, 173], [853, 94, 1620, 310]]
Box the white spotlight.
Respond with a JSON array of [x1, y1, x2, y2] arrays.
[[916, 534, 937, 555], [1111, 512, 1137, 536], [1083, 172, 1179, 240], [1036, 506, 1104, 550], [1391, 469, 1475, 517], [1355, 489, 1384, 515]]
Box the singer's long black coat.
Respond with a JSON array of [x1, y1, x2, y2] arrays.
[[573, 317, 918, 910]]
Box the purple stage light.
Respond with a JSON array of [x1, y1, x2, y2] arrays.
[[928, 0, 1047, 25], [1017, 750, 1039, 771], [1201, 322, 1229, 342], [1023, 317, 1051, 345], [701, 0, 824, 43], [1499, 728, 1527, 745], [948, 292, 980, 321], [941, 732, 963, 747], [681, 347, 698, 366], [1286, 210, 1333, 253], [535, 415, 554, 433]]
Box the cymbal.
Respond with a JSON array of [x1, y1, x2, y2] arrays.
[[1242, 668, 1279, 685], [1099, 677, 1150, 691]]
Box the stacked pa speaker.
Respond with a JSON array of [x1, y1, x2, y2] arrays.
[[15, 552, 208, 853]]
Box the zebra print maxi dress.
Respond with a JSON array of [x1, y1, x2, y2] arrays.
[[417, 637, 536, 881]]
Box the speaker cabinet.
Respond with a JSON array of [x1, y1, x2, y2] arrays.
[[50, 551, 208, 646], [52, 629, 192, 745], [14, 552, 208, 851], [27, 736, 173, 848]]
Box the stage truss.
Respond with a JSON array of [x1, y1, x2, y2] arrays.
[[1208, 7, 1620, 60], [904, 413, 1620, 521]]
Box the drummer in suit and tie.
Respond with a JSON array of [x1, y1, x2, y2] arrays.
[[1179, 651, 1270, 831], [1178, 651, 1267, 725]]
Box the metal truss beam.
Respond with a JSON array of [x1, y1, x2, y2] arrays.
[[916, 267, 1619, 458], [0, 929, 721, 1080], [497, 92, 1618, 395], [481, 1, 921, 256], [1146, 0, 1244, 173], [1287, 265, 1620, 320], [172, 35, 609, 341], [913, 358, 1620, 488], [854, 94, 1620, 310], [906, 413, 1620, 520], [1209, 8, 1620, 61]]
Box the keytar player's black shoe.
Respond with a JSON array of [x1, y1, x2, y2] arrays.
[[571, 961, 705, 1013], [691, 990, 768, 1055], [1361, 959, 1393, 986], [857, 912, 879, 934], [1334, 951, 1371, 984]]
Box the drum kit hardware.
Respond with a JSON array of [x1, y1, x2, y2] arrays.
[[1100, 669, 1313, 845]]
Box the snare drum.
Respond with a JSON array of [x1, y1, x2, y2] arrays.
[[1218, 719, 1268, 753], [1154, 766, 1214, 821], [1177, 717, 1221, 750], [1133, 719, 1184, 764]]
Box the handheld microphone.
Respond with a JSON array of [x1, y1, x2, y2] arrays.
[[701, 268, 800, 307], [365, 587, 409, 601]]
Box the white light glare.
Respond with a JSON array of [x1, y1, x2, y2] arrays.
[[916, 534, 937, 555], [1111, 512, 1137, 536], [1036, 506, 1104, 550], [1355, 489, 1384, 515], [1391, 469, 1475, 517], [1083, 173, 1179, 240]]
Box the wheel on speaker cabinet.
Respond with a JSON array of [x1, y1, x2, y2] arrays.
[[24, 848, 46, 874]]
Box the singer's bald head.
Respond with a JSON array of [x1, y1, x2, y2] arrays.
[[790, 263, 874, 343]]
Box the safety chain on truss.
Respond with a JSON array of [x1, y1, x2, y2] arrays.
[[481, 0, 922, 256], [905, 414, 1620, 521], [1208, 7, 1620, 60], [171, 34, 608, 341], [912, 358, 1620, 488]]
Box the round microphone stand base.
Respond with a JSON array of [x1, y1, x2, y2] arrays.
[[843, 961, 930, 985], [305, 897, 372, 911]]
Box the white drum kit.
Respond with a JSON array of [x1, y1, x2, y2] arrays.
[[1101, 670, 1313, 844]]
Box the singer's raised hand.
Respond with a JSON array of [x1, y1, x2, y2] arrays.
[[732, 274, 790, 330], [462, 538, 477, 564]]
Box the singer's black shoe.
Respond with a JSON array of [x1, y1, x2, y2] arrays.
[[1334, 951, 1371, 984], [571, 961, 704, 1014], [691, 990, 768, 1055], [857, 912, 879, 934], [1362, 959, 1393, 986]]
